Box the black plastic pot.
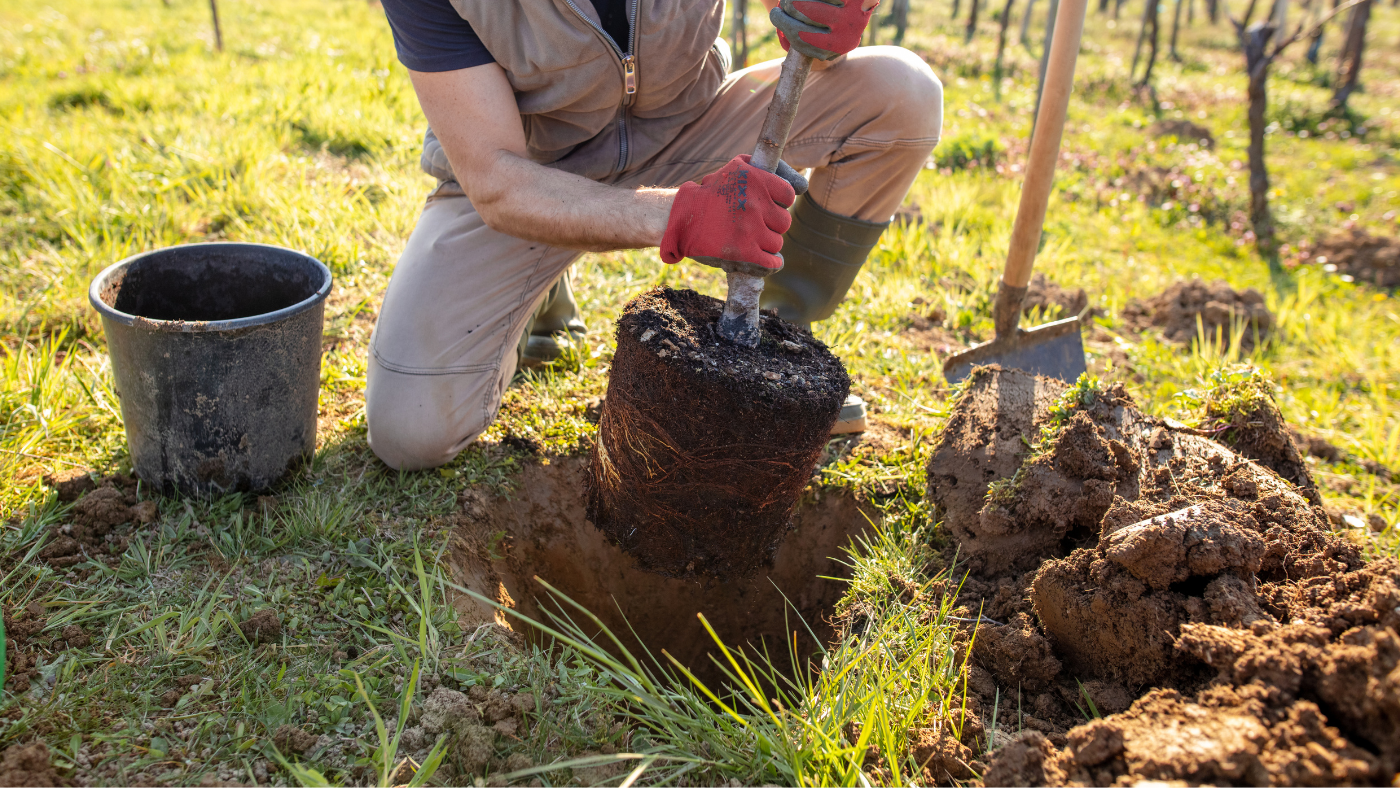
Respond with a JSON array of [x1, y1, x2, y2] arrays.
[[90, 243, 332, 495]]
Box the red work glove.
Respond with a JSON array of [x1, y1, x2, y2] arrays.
[[660, 155, 804, 271], [772, 0, 878, 61]]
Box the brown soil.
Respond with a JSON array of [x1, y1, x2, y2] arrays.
[[1202, 386, 1323, 506], [923, 366, 1397, 785], [1149, 118, 1216, 148], [34, 473, 155, 572], [389, 678, 557, 782], [239, 609, 281, 644], [450, 456, 877, 686], [587, 287, 849, 578], [3, 602, 95, 693], [925, 366, 1069, 576], [271, 725, 320, 756], [903, 309, 965, 362], [1023, 273, 1090, 320], [0, 741, 68, 787], [1124, 279, 1274, 351], [1310, 227, 1400, 289]]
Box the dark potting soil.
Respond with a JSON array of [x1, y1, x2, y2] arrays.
[[921, 366, 1400, 785], [586, 287, 849, 578]]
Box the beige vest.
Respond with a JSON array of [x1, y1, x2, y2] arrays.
[[421, 0, 728, 184]]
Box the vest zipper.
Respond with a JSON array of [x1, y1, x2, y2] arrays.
[[559, 0, 640, 171]]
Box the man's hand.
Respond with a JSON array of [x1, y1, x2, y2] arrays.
[[660, 156, 808, 271], [771, 0, 880, 61]]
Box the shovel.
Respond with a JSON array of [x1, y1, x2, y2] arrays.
[[943, 0, 1090, 384]]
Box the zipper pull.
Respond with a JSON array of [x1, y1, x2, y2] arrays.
[[623, 55, 637, 95]]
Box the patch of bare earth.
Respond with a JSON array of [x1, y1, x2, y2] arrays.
[[1124, 279, 1274, 351], [1304, 227, 1400, 289], [923, 366, 1397, 785]]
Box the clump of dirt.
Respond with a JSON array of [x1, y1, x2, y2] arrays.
[[271, 725, 320, 756], [1194, 367, 1322, 505], [909, 726, 976, 784], [925, 366, 1398, 785], [903, 302, 965, 360], [1125, 279, 1274, 350], [587, 287, 849, 578], [990, 686, 1381, 786], [394, 684, 536, 779], [35, 473, 156, 571], [42, 469, 96, 502], [1033, 502, 1273, 687], [1308, 227, 1400, 289], [239, 610, 281, 644], [0, 741, 69, 787], [1149, 118, 1215, 147], [924, 366, 1070, 575], [1023, 273, 1090, 320]]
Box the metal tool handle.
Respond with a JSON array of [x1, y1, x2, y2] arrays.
[[717, 49, 814, 347], [992, 0, 1087, 339]]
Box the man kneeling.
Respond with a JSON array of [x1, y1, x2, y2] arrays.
[[367, 0, 943, 470]]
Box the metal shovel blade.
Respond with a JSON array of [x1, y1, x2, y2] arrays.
[[943, 315, 1087, 384]]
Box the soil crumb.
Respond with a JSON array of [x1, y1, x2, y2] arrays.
[[925, 366, 1398, 784], [1023, 273, 1090, 319], [272, 725, 319, 755], [239, 609, 281, 644], [0, 741, 68, 787], [587, 287, 848, 578], [1125, 279, 1274, 350], [1308, 227, 1400, 289]]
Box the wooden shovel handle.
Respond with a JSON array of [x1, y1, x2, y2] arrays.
[[1003, 0, 1088, 289]]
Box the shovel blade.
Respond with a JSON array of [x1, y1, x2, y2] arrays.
[[943, 316, 1087, 384]]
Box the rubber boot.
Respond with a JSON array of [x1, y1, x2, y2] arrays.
[[761, 196, 889, 434], [760, 194, 891, 327], [517, 268, 588, 370]]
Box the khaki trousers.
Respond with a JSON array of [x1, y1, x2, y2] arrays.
[[366, 46, 943, 470]]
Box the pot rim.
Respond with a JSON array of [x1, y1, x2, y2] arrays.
[[89, 242, 333, 333]]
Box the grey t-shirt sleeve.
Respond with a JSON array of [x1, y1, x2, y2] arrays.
[[380, 0, 495, 72]]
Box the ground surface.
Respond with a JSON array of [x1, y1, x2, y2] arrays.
[[1, 0, 1398, 784]]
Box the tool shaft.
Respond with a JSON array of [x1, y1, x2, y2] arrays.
[[1002, 0, 1087, 294], [718, 49, 813, 347]]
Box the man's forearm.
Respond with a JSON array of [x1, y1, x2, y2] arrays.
[[468, 148, 675, 253], [410, 65, 675, 254]]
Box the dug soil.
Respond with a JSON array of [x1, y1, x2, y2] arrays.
[[925, 366, 1398, 786], [1309, 227, 1400, 289], [449, 457, 877, 687], [587, 287, 849, 578], [0, 741, 69, 787], [1124, 279, 1274, 351]]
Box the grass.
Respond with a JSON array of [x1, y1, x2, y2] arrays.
[[1, 0, 1398, 784]]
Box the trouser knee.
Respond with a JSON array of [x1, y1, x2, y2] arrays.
[[364, 358, 498, 471]]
